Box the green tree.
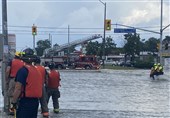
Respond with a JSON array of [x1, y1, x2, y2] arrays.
[[163, 36, 170, 43], [144, 37, 159, 54], [86, 41, 102, 56], [105, 36, 117, 55], [35, 39, 51, 56], [123, 33, 140, 62], [86, 36, 117, 57], [53, 43, 59, 47]]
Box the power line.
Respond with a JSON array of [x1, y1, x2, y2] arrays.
[[0, 25, 167, 29]]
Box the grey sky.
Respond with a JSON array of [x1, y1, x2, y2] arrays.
[[0, 0, 170, 50]]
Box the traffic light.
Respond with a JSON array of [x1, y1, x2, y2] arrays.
[[165, 43, 168, 50], [105, 19, 111, 31], [32, 26, 37, 35]]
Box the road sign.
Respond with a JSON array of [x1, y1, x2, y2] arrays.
[[162, 53, 170, 57], [114, 28, 136, 33]]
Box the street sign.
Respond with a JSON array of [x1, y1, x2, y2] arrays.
[[162, 53, 170, 57], [114, 28, 136, 33]]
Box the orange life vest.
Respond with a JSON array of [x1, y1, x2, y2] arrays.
[[10, 59, 24, 78], [47, 70, 60, 88], [35, 65, 46, 84], [22, 65, 42, 98]]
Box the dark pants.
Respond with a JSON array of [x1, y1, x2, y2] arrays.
[[7, 78, 15, 109], [16, 98, 39, 118], [46, 88, 60, 109], [39, 86, 48, 113], [150, 71, 164, 79]]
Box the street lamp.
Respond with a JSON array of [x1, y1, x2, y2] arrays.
[[99, 0, 106, 69]]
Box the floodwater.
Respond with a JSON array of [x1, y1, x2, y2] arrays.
[[0, 69, 170, 117]]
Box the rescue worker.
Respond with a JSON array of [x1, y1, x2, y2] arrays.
[[150, 63, 164, 79], [150, 63, 157, 79], [11, 48, 43, 118], [6, 51, 24, 115], [156, 63, 164, 75], [46, 62, 61, 113], [35, 57, 49, 117]]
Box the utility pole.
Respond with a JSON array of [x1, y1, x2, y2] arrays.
[[67, 25, 70, 65], [2, 0, 9, 112], [159, 0, 163, 65], [49, 33, 52, 48], [99, 0, 106, 69], [51, 35, 52, 48]]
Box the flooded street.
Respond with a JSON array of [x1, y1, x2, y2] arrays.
[[1, 69, 170, 117]]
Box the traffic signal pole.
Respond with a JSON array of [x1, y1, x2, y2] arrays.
[[32, 24, 37, 50], [159, 0, 163, 65], [99, 0, 106, 69], [33, 35, 35, 50]]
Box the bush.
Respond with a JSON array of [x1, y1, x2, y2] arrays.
[[133, 60, 154, 69]]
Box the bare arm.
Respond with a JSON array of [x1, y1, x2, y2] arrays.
[[12, 82, 22, 103]]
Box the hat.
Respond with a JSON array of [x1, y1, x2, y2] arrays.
[[157, 63, 161, 66]]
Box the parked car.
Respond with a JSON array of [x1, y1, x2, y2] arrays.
[[119, 61, 133, 67], [101, 60, 117, 66]]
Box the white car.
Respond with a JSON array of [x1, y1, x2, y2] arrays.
[[104, 60, 117, 66]]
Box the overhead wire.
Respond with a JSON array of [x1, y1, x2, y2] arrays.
[[0, 25, 169, 36]]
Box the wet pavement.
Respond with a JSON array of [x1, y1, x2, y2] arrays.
[[0, 69, 170, 118]]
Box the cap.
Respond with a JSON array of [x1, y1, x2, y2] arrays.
[[157, 63, 161, 66]]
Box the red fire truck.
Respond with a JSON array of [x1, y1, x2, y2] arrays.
[[41, 54, 100, 70]]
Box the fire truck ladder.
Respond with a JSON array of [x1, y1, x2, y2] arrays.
[[44, 34, 102, 56]]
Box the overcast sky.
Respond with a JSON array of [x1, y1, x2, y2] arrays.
[[0, 0, 170, 51]]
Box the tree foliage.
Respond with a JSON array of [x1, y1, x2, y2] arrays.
[[35, 39, 51, 56], [163, 36, 170, 44], [86, 41, 102, 56], [144, 37, 159, 53], [105, 36, 117, 55], [86, 36, 117, 58], [123, 33, 140, 62]]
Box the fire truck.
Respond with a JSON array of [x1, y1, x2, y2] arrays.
[[41, 53, 100, 70], [41, 34, 102, 69]]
